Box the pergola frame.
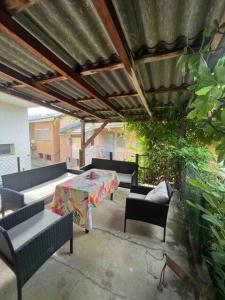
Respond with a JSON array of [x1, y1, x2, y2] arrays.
[[0, 1, 224, 166]]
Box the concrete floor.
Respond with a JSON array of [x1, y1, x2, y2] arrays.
[[0, 188, 195, 300]]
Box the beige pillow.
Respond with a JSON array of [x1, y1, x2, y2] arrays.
[[145, 181, 169, 203]]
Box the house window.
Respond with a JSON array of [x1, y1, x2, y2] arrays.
[[38, 153, 44, 159], [36, 129, 50, 141], [117, 133, 125, 148], [45, 154, 51, 161], [0, 144, 15, 155]]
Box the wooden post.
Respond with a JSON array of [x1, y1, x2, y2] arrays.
[[17, 156, 21, 172], [79, 120, 85, 167]]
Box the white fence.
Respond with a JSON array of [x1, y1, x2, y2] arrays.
[[0, 155, 31, 184]]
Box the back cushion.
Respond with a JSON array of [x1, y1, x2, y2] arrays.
[[145, 181, 169, 203], [2, 163, 67, 191], [92, 158, 138, 174]]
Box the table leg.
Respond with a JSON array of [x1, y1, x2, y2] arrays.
[[85, 203, 92, 232], [110, 193, 113, 201]]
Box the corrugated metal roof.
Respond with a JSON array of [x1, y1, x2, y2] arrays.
[[84, 69, 134, 96], [114, 0, 225, 55], [15, 0, 118, 68], [0, 0, 223, 121], [0, 32, 52, 77]]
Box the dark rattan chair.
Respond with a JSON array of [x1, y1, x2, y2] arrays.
[[124, 181, 173, 242], [0, 201, 73, 300]]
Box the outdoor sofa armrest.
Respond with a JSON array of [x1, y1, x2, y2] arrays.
[[0, 201, 44, 230], [1, 188, 25, 212], [67, 169, 83, 175], [80, 164, 93, 171], [15, 212, 73, 286], [130, 185, 154, 195]]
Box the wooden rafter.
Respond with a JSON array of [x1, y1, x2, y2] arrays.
[[211, 12, 225, 50], [92, 0, 153, 120], [0, 86, 77, 117], [84, 121, 108, 148], [1, 0, 37, 14], [0, 8, 123, 119], [0, 62, 102, 119], [76, 85, 189, 102]]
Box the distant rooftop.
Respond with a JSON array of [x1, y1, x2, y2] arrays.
[[28, 112, 61, 122], [60, 121, 124, 134]]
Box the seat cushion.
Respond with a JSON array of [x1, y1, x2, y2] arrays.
[[117, 173, 132, 184], [128, 192, 146, 200], [8, 210, 61, 250], [22, 172, 77, 205], [145, 181, 169, 203]]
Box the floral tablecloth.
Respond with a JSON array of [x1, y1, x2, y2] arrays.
[[51, 169, 119, 230]]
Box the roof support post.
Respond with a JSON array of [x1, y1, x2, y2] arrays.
[[79, 120, 86, 167], [84, 121, 108, 148]]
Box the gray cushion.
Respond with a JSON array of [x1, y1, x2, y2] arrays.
[[128, 192, 146, 200], [117, 173, 132, 184], [145, 181, 169, 203], [8, 210, 61, 250], [22, 172, 77, 205]]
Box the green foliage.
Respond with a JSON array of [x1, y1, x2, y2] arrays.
[[187, 168, 225, 298], [178, 48, 225, 162], [126, 119, 212, 184]]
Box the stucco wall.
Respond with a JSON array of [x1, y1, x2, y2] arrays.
[[0, 102, 31, 178], [31, 119, 60, 163]]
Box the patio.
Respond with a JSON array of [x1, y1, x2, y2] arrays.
[[0, 0, 224, 299], [0, 188, 196, 300]]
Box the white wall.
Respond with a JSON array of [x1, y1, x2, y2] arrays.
[[0, 102, 31, 180]]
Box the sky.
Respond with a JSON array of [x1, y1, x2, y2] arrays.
[[28, 107, 58, 116]]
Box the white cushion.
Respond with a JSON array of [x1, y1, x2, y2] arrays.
[[8, 210, 61, 250], [22, 172, 77, 205], [128, 192, 146, 200], [117, 173, 132, 183], [145, 181, 169, 203]]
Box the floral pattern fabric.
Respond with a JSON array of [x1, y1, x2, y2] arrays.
[[51, 169, 119, 230]]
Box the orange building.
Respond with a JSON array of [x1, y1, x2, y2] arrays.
[[59, 121, 139, 167], [29, 114, 61, 164], [29, 114, 139, 168]]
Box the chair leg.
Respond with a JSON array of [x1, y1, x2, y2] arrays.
[[17, 278, 22, 300], [163, 227, 166, 242], [110, 193, 113, 201], [70, 238, 73, 254], [124, 218, 127, 232]]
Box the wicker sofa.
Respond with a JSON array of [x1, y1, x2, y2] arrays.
[[1, 162, 81, 216], [81, 158, 138, 188], [0, 201, 73, 300]]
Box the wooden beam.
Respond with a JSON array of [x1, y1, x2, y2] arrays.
[[38, 75, 67, 85], [84, 121, 108, 148], [135, 50, 184, 65], [81, 62, 123, 76], [0, 62, 102, 119], [1, 0, 37, 14], [0, 9, 123, 118], [0, 86, 77, 117], [211, 12, 225, 50], [92, 0, 153, 120], [79, 120, 85, 167], [77, 85, 188, 102], [146, 84, 189, 94]]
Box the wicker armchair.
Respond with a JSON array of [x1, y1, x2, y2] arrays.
[[124, 182, 173, 242], [0, 201, 73, 300]]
